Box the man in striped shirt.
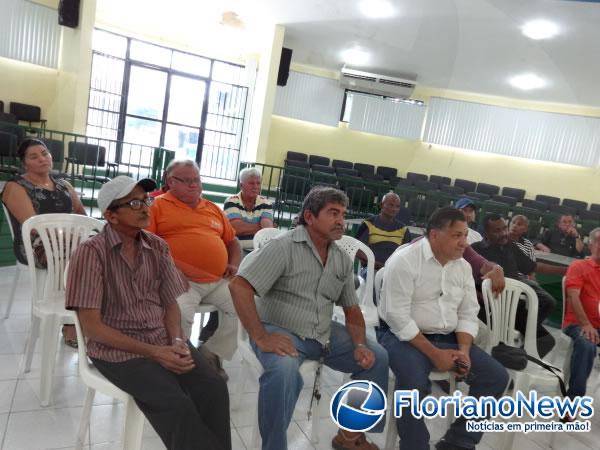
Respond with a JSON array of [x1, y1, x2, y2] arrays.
[[66, 176, 231, 450], [224, 167, 275, 251]]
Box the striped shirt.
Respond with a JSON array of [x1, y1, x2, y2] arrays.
[[224, 192, 273, 249], [237, 225, 358, 344], [65, 224, 188, 362], [355, 215, 411, 264], [513, 236, 536, 263]]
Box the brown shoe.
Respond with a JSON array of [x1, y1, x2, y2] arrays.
[[332, 430, 379, 450], [198, 345, 229, 382]]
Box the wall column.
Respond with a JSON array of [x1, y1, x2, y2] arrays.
[[244, 24, 284, 164]]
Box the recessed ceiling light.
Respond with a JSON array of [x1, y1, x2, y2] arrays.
[[340, 47, 370, 66], [522, 19, 559, 40], [359, 0, 396, 19], [509, 73, 547, 90]]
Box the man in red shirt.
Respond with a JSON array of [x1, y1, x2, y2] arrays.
[[563, 227, 600, 399]]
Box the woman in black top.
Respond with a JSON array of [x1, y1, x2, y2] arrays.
[[2, 138, 86, 346]]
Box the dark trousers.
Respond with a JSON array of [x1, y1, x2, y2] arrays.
[[92, 342, 231, 450]]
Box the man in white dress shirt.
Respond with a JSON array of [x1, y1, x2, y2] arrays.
[[377, 207, 508, 450]]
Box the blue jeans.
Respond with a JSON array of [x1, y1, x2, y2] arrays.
[[251, 321, 389, 450], [563, 324, 600, 398], [378, 329, 509, 450]]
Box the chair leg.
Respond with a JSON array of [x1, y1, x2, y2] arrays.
[[384, 377, 397, 450], [4, 267, 20, 319], [39, 314, 60, 406], [447, 377, 457, 429], [75, 388, 96, 450], [309, 397, 321, 444], [250, 402, 261, 449], [23, 315, 41, 373], [122, 397, 145, 450]]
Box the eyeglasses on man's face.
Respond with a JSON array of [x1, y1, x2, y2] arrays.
[[170, 175, 201, 187], [110, 196, 154, 211]]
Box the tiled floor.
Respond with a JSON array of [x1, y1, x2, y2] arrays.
[[0, 265, 599, 449]]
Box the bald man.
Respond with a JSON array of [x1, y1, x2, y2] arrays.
[[356, 192, 412, 270]]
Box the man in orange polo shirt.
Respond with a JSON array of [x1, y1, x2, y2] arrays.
[[147, 160, 241, 374], [563, 227, 600, 400]]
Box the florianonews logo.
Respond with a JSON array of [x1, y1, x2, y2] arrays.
[[330, 381, 387, 432]]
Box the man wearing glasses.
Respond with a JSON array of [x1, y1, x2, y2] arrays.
[[147, 159, 241, 379], [66, 176, 231, 450]]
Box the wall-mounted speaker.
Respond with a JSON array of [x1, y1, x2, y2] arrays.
[[277, 47, 293, 87], [58, 0, 81, 29]]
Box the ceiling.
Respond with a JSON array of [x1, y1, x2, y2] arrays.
[[96, 0, 600, 107]]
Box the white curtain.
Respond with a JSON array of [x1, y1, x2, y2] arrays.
[[273, 71, 345, 127], [0, 0, 61, 68], [348, 93, 426, 140], [423, 97, 600, 167]]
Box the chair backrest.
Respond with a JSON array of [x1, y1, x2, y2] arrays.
[[535, 194, 560, 205], [286, 151, 308, 162], [439, 184, 464, 195], [337, 235, 375, 310], [336, 167, 359, 178], [454, 178, 476, 193], [10, 102, 41, 122], [376, 166, 397, 180], [354, 163, 375, 176], [2, 202, 16, 239], [332, 159, 353, 170], [476, 182, 500, 196], [374, 266, 385, 305], [562, 198, 587, 213], [502, 187, 526, 201], [22, 214, 104, 302], [0, 130, 18, 158], [522, 199, 548, 211], [68, 141, 106, 167], [481, 278, 539, 358], [311, 164, 335, 174], [308, 155, 330, 166], [429, 174, 451, 187], [253, 228, 283, 249]]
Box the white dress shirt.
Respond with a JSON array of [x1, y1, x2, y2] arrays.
[[467, 228, 483, 245], [378, 238, 480, 341]]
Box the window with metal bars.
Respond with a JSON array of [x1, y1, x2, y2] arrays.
[[86, 29, 249, 180]]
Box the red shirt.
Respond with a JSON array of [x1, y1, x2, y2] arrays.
[[564, 258, 600, 329]]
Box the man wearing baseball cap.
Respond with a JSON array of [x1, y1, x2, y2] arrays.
[[66, 176, 231, 450], [454, 197, 483, 245]]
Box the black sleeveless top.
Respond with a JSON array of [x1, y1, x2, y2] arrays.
[[4, 174, 73, 264]]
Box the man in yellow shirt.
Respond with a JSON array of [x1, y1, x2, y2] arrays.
[[147, 160, 241, 375]]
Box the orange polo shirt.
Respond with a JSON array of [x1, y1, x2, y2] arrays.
[[147, 192, 236, 283]]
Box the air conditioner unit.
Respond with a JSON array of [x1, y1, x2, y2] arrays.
[[340, 67, 416, 99]]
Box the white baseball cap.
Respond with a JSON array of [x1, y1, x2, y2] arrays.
[[97, 176, 157, 213]]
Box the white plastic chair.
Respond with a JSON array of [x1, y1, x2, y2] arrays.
[[21, 213, 104, 406], [374, 266, 457, 449], [252, 227, 282, 249], [482, 278, 565, 450], [235, 228, 322, 448], [72, 309, 145, 450], [334, 235, 378, 327], [2, 202, 28, 319]]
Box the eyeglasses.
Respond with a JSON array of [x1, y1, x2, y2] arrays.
[[110, 197, 154, 211], [170, 175, 201, 186]]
